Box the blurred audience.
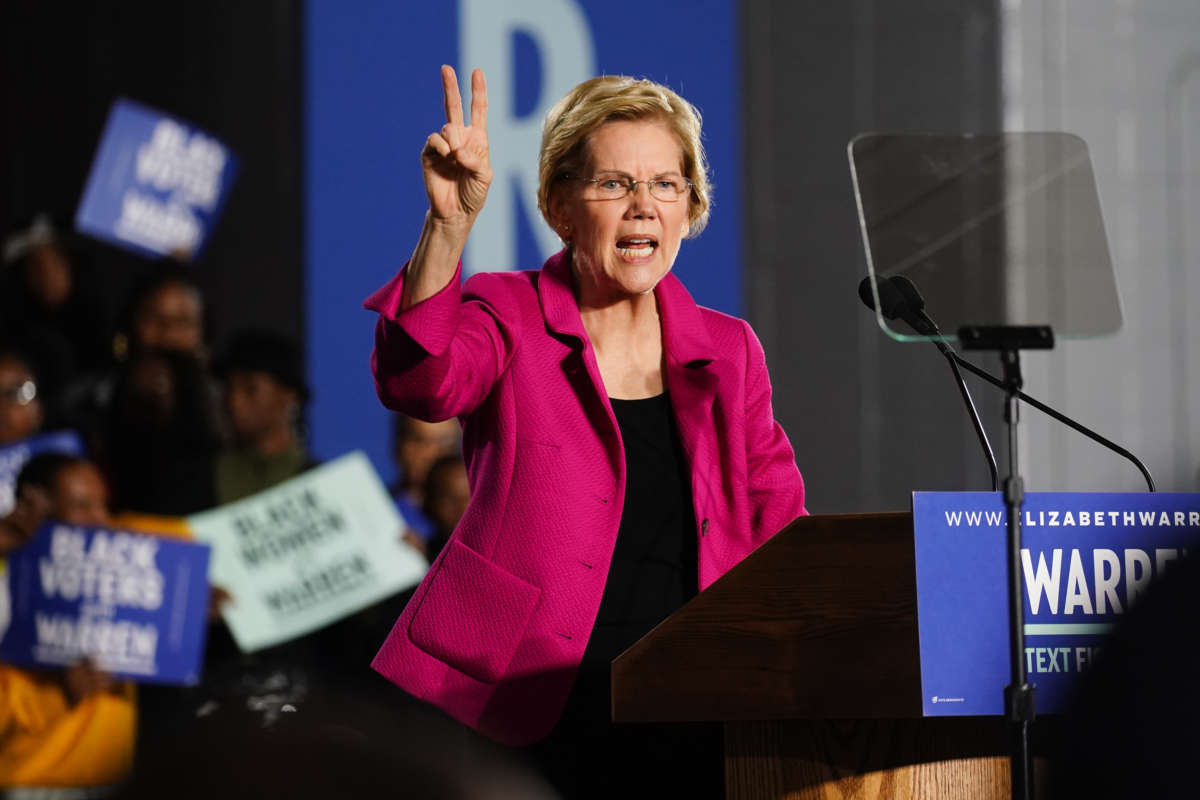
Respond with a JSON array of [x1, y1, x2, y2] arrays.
[[422, 454, 469, 561], [0, 453, 134, 792], [61, 266, 217, 449], [118, 269, 207, 360], [390, 414, 460, 548], [0, 219, 499, 796], [214, 329, 314, 505], [102, 348, 223, 515], [1, 217, 111, 417], [0, 346, 44, 447]]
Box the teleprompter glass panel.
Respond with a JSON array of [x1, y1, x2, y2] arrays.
[[849, 133, 1122, 342]]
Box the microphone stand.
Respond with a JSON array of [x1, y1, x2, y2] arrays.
[[909, 317, 998, 491], [944, 350, 998, 491], [861, 275, 999, 490], [878, 274, 1156, 493], [944, 350, 1155, 492], [958, 324, 1051, 800]]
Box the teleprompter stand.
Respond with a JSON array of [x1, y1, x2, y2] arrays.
[[958, 324, 1055, 800]]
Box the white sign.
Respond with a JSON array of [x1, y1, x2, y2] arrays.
[[186, 451, 425, 652]]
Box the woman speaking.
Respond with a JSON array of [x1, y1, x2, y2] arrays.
[[365, 66, 807, 798]]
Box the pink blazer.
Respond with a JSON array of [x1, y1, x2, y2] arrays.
[[364, 250, 806, 745]]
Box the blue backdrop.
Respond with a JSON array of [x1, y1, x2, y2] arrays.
[[306, 0, 741, 482]]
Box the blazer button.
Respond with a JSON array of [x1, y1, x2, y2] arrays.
[[701, 519, 709, 536]]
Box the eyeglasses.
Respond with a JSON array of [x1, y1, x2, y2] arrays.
[[0, 380, 37, 406], [574, 172, 693, 202]]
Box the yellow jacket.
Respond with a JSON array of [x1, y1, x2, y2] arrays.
[[0, 665, 135, 787], [0, 514, 190, 788]]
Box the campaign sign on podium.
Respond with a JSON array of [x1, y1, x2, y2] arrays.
[[75, 98, 238, 259], [0, 524, 212, 685], [913, 492, 1200, 715], [0, 430, 84, 516], [186, 451, 427, 653]]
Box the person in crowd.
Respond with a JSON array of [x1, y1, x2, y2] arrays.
[[421, 454, 469, 562], [1, 216, 111, 413], [61, 265, 216, 445], [214, 329, 314, 505], [102, 348, 223, 515], [364, 66, 806, 798], [0, 346, 44, 447], [136, 334, 319, 775], [390, 414, 461, 549], [0, 453, 135, 791], [114, 267, 208, 362]]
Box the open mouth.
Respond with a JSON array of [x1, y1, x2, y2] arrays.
[[615, 235, 658, 259]]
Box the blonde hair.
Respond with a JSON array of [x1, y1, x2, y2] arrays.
[[537, 75, 712, 237]]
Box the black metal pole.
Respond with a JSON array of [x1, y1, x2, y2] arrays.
[[1000, 347, 1035, 800]]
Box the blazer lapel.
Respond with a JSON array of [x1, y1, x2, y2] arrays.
[[537, 254, 723, 503], [538, 251, 624, 478], [655, 273, 722, 510]]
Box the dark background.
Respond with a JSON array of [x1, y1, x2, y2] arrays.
[[0, 1, 304, 353]]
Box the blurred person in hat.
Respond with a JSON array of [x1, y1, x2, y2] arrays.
[[214, 329, 315, 505], [1, 215, 111, 416]]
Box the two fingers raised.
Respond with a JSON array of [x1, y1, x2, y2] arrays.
[[441, 64, 487, 131]]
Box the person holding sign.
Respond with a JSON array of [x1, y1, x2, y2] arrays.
[[365, 66, 806, 798], [0, 453, 135, 790]]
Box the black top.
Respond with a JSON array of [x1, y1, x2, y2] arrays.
[[581, 393, 699, 681], [528, 394, 720, 800]]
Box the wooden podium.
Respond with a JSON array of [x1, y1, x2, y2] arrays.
[[611, 512, 1012, 799]]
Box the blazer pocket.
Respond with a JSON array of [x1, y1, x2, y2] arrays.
[[408, 539, 541, 684], [516, 435, 560, 451]]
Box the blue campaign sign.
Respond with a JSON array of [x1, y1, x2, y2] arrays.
[[0, 431, 84, 516], [306, 0, 740, 486], [0, 523, 212, 686], [913, 491, 1200, 716], [75, 98, 238, 260]]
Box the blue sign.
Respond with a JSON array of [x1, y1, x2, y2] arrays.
[[913, 491, 1200, 715], [0, 431, 85, 516], [75, 98, 238, 260], [0, 523, 213, 686], [306, 0, 740, 486]]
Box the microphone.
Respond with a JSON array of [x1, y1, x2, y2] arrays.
[[860, 275, 1157, 492], [859, 275, 998, 490]]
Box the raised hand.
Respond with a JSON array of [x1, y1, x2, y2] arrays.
[[423, 65, 492, 225]]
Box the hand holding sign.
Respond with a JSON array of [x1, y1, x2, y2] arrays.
[[0, 523, 212, 685], [63, 658, 118, 706], [187, 452, 426, 653]]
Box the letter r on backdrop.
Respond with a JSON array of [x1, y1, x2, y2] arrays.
[[461, 0, 596, 274]]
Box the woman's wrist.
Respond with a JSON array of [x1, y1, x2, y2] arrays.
[[425, 210, 474, 245], [402, 211, 470, 309]]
